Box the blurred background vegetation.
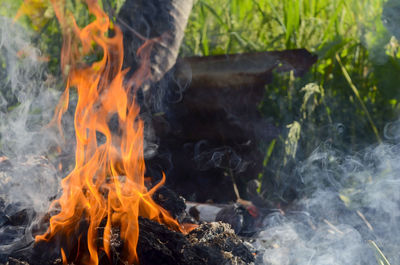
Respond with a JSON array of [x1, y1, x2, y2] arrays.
[[182, 0, 400, 202], [2, 0, 400, 201]]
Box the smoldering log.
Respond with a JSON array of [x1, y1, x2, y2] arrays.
[[150, 49, 317, 203], [167, 49, 317, 142], [117, 0, 194, 84], [175, 49, 318, 113]]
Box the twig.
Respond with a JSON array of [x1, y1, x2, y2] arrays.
[[323, 219, 343, 234], [116, 17, 149, 42], [228, 167, 241, 201], [356, 210, 374, 231]]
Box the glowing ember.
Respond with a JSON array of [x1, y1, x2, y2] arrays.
[[18, 0, 183, 264]]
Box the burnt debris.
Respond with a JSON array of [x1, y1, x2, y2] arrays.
[[6, 219, 255, 265], [0, 157, 254, 265]]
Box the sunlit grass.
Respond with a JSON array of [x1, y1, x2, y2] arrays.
[[183, 0, 383, 54], [183, 1, 399, 263], [183, 0, 399, 177]]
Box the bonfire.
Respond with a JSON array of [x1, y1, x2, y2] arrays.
[[1, 0, 399, 265]]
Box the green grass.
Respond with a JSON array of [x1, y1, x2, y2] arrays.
[[183, 0, 384, 54], [183, 3, 399, 262], [183, 0, 400, 197]]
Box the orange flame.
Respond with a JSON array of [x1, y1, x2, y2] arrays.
[[18, 0, 183, 264]]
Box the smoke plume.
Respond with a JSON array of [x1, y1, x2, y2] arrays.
[[253, 129, 400, 264], [0, 17, 62, 260]]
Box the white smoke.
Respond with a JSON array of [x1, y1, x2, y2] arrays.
[[0, 17, 63, 259], [252, 136, 400, 264]]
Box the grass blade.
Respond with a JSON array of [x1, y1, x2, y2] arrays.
[[368, 240, 391, 265], [335, 53, 382, 143]]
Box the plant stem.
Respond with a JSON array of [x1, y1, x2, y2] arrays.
[[335, 53, 382, 143]]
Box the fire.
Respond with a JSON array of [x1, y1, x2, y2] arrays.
[[17, 0, 183, 264]]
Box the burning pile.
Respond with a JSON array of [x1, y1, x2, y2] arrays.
[[0, 0, 313, 263], [15, 0, 183, 264], [5, 0, 400, 264], [2, 0, 257, 264]]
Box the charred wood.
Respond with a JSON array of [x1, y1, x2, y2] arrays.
[[7, 219, 255, 265], [186, 199, 271, 237], [117, 0, 194, 84], [175, 49, 318, 113], [137, 219, 254, 265], [0, 157, 253, 264]]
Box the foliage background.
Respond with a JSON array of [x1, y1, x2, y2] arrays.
[[182, 0, 400, 202], [1, 0, 400, 201]]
